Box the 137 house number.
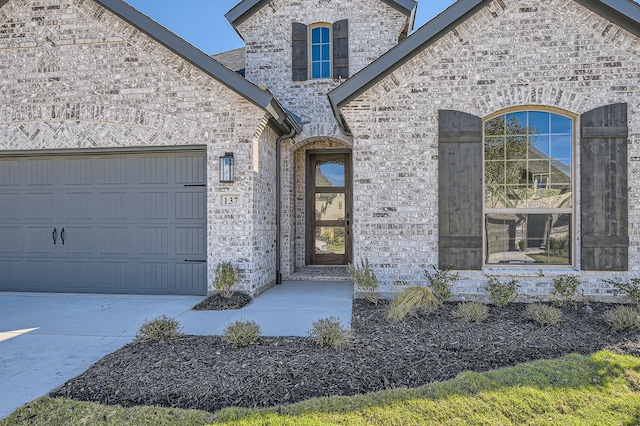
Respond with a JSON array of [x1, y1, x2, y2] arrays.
[[220, 194, 241, 207]]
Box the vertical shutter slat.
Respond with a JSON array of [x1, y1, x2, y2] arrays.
[[292, 22, 308, 81], [332, 19, 349, 79], [438, 110, 483, 270], [580, 103, 629, 271]]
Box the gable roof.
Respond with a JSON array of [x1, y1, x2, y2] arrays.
[[328, 0, 640, 130], [225, 0, 418, 27], [0, 0, 300, 135]]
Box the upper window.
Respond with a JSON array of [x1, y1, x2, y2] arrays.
[[484, 110, 574, 266], [311, 26, 331, 79]]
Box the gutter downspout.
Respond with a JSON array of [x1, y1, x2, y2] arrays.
[[276, 126, 297, 285]]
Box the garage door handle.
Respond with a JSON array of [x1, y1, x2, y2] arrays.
[[52, 227, 57, 245], [61, 228, 65, 245]]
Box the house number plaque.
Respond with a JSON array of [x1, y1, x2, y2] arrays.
[[220, 194, 241, 207]]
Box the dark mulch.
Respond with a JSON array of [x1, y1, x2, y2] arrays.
[[51, 300, 639, 413], [192, 292, 252, 311]]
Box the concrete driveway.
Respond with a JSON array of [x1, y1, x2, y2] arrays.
[[0, 292, 204, 419], [0, 281, 353, 419]]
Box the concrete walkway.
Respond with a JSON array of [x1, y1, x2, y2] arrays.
[[0, 280, 353, 419]]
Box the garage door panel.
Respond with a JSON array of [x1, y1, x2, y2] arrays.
[[176, 192, 206, 220], [26, 160, 54, 186], [63, 260, 94, 290], [0, 227, 21, 253], [0, 160, 19, 187], [64, 158, 94, 186], [99, 157, 128, 185], [0, 193, 20, 219], [175, 155, 206, 184], [98, 192, 128, 220], [24, 260, 57, 289], [140, 227, 169, 255], [139, 157, 169, 185], [141, 192, 169, 220], [25, 226, 56, 254], [96, 261, 128, 290], [176, 227, 206, 256], [141, 262, 169, 291], [99, 226, 130, 255], [25, 192, 55, 220], [62, 226, 93, 255], [176, 262, 206, 291], [63, 192, 93, 220]]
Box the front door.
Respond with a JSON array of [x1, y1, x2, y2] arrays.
[[307, 152, 351, 265]]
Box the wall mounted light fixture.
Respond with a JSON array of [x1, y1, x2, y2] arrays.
[[219, 152, 234, 183]]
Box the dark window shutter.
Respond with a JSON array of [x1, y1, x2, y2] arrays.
[[438, 110, 483, 270], [292, 22, 308, 81], [580, 103, 629, 271], [332, 19, 349, 79]]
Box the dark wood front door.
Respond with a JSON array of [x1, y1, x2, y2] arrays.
[[307, 151, 352, 265]]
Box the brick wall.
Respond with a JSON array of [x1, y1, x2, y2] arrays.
[[339, 0, 640, 299]]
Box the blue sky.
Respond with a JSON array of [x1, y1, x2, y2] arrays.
[[123, 0, 458, 55]]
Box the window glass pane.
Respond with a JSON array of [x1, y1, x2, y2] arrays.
[[551, 114, 572, 134], [528, 111, 550, 134], [506, 112, 527, 133], [532, 135, 550, 158], [321, 27, 330, 43], [311, 28, 320, 43], [486, 213, 571, 265], [315, 227, 345, 255], [486, 184, 506, 209], [322, 44, 330, 60], [485, 116, 505, 136], [505, 185, 530, 208], [505, 160, 527, 185], [485, 137, 505, 160], [506, 135, 530, 160], [550, 134, 572, 161], [312, 63, 321, 79], [316, 160, 345, 187], [312, 45, 320, 61], [321, 62, 330, 78], [315, 193, 346, 221]]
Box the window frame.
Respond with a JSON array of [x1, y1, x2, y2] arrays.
[[309, 23, 332, 80], [482, 107, 577, 268]]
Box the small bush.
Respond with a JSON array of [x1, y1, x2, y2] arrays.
[[388, 286, 439, 321], [603, 278, 640, 308], [485, 276, 519, 307], [551, 275, 583, 307], [135, 315, 183, 342], [425, 266, 459, 304], [213, 261, 241, 298], [452, 302, 489, 322], [524, 303, 563, 326], [348, 258, 379, 305], [603, 306, 640, 331], [223, 319, 262, 348], [307, 316, 351, 348]]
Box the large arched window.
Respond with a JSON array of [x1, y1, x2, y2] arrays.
[[484, 110, 574, 265]]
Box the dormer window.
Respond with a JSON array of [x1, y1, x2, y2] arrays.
[[311, 25, 331, 79], [292, 20, 349, 81]]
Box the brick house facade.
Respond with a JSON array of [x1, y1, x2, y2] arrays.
[[0, 0, 639, 298]]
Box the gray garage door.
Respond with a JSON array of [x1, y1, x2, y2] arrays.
[[0, 150, 207, 295]]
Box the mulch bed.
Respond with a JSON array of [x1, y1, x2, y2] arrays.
[[192, 292, 252, 311], [51, 300, 639, 413]]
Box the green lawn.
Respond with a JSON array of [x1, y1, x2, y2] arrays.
[[3, 351, 640, 425]]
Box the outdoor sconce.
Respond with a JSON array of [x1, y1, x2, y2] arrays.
[[219, 152, 234, 183]]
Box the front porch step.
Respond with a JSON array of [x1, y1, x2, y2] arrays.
[[288, 266, 352, 282]]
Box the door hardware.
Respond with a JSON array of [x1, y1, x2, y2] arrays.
[[52, 227, 57, 245], [61, 228, 65, 245]]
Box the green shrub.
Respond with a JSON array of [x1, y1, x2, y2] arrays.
[[603, 279, 640, 308], [524, 303, 563, 326], [485, 276, 519, 307], [307, 316, 351, 348], [452, 302, 489, 322], [551, 275, 583, 307], [348, 258, 379, 305], [388, 286, 439, 321], [603, 306, 640, 331], [425, 266, 459, 304], [213, 261, 241, 298], [222, 319, 262, 348], [135, 315, 183, 342]]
